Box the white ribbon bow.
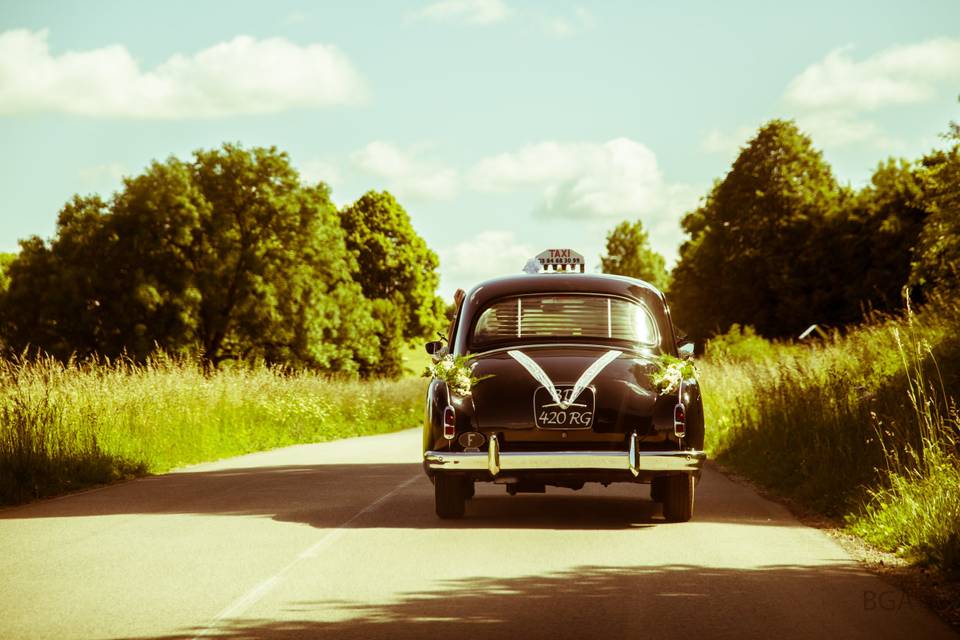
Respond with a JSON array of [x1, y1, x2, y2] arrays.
[[508, 349, 622, 410]]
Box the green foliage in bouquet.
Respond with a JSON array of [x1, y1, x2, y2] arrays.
[[422, 354, 493, 397], [651, 354, 699, 395]]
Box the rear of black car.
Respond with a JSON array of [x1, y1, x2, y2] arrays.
[[422, 274, 705, 520]]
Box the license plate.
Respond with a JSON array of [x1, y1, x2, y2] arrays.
[[533, 385, 595, 429]]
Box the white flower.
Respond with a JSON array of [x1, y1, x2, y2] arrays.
[[453, 372, 471, 394]]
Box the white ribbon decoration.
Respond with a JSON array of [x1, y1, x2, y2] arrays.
[[508, 350, 563, 406], [568, 349, 622, 407], [508, 349, 623, 410]]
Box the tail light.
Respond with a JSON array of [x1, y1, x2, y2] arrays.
[[673, 403, 686, 438], [443, 405, 456, 440]]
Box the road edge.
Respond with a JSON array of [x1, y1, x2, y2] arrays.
[[707, 459, 960, 634]]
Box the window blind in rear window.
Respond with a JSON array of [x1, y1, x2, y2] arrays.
[[470, 295, 658, 349]]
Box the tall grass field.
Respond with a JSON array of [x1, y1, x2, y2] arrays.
[[702, 303, 960, 573], [0, 355, 426, 506]]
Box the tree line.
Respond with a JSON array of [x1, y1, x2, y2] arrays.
[[601, 116, 959, 341], [0, 144, 443, 377], [2, 118, 956, 369]]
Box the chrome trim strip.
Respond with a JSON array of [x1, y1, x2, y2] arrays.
[[468, 340, 656, 359], [628, 431, 639, 477], [425, 448, 705, 473]]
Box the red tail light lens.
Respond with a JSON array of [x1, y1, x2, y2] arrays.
[[443, 405, 456, 440], [673, 403, 686, 438]]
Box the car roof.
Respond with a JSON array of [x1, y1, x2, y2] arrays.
[[464, 272, 666, 309], [454, 272, 675, 356]]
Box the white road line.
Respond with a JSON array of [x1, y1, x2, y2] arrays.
[[191, 474, 421, 639]]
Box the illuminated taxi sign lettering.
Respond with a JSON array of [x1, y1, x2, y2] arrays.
[[534, 248, 585, 273]]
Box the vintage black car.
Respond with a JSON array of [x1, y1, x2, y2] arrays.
[[422, 263, 705, 521]]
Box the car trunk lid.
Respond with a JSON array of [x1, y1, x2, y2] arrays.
[[468, 345, 661, 434]]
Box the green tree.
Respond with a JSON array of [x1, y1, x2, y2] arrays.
[[0, 252, 12, 350], [0, 144, 382, 373], [181, 145, 380, 369], [911, 127, 960, 296], [599, 220, 670, 290], [670, 120, 843, 339], [829, 158, 927, 321], [0, 196, 112, 357], [339, 191, 444, 344], [0, 253, 15, 295]]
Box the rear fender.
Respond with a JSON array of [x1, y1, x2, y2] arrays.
[[651, 378, 704, 450], [423, 380, 477, 453]]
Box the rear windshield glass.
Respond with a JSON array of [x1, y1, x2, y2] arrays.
[[470, 294, 659, 350]]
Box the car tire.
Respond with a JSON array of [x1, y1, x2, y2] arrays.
[[650, 476, 667, 503], [435, 475, 466, 519], [662, 474, 695, 522], [684, 401, 705, 451]]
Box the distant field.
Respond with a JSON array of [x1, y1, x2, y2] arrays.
[[701, 303, 960, 572], [402, 341, 433, 377], [0, 356, 427, 505]]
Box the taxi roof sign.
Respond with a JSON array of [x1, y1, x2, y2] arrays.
[[534, 249, 585, 273]]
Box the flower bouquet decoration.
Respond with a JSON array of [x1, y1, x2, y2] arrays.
[[650, 353, 699, 395], [423, 354, 493, 397]]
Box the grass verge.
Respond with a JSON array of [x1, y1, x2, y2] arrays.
[[701, 303, 960, 574], [0, 355, 426, 506]]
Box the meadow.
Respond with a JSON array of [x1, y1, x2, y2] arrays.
[[701, 301, 960, 573], [0, 354, 426, 505]]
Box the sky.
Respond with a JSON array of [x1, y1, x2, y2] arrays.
[[1, 0, 958, 298]]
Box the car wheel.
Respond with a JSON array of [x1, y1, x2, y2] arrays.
[[661, 474, 695, 522], [684, 401, 705, 451], [435, 475, 466, 519], [650, 476, 667, 503]]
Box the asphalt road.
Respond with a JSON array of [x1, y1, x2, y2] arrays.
[[0, 428, 955, 640]]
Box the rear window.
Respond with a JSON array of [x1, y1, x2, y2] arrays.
[[470, 294, 659, 350]]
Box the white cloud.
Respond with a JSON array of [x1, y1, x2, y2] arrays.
[[780, 38, 960, 149], [701, 126, 754, 154], [646, 183, 701, 265], [785, 39, 960, 112], [793, 111, 898, 148], [78, 162, 128, 186], [413, 0, 512, 25], [705, 38, 960, 152], [702, 115, 897, 158], [470, 138, 691, 222], [0, 29, 366, 118], [352, 141, 459, 201], [439, 231, 535, 288], [544, 7, 597, 38], [298, 160, 342, 187], [545, 18, 574, 38], [470, 141, 589, 190]]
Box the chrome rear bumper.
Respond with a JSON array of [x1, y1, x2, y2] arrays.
[[424, 433, 705, 477]]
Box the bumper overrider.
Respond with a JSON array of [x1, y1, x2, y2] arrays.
[[424, 432, 705, 477]]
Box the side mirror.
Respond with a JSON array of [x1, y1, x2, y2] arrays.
[[677, 340, 696, 358], [425, 340, 444, 356]]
